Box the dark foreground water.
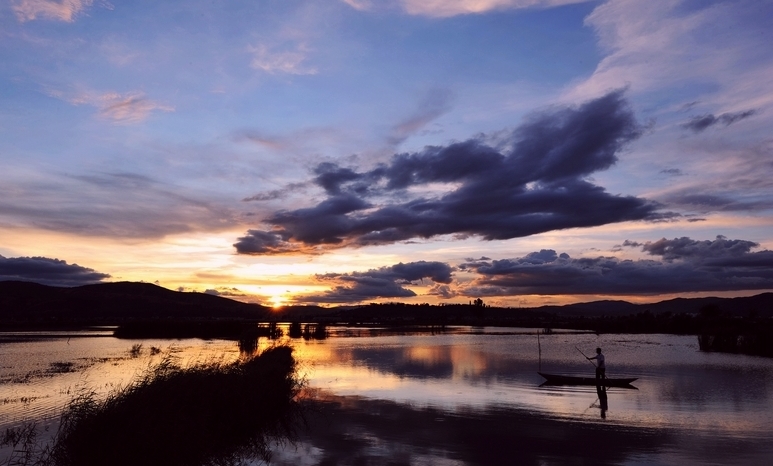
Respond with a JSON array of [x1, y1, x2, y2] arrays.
[[2, 327, 772, 465]]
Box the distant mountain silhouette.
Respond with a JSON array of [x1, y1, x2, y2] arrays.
[[0, 280, 268, 324], [1, 280, 772, 326], [530, 293, 773, 317], [537, 293, 773, 317]]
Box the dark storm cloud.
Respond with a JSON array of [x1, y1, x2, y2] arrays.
[[637, 235, 758, 262], [0, 255, 110, 287], [460, 236, 773, 296], [233, 230, 299, 254], [293, 261, 453, 304], [682, 110, 756, 133], [237, 91, 668, 255]]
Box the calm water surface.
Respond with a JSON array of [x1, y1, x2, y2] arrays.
[[1, 327, 772, 465]]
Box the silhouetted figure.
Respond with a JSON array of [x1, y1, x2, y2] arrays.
[[587, 347, 606, 381]]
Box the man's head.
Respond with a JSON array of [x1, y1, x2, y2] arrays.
[[596, 347, 602, 354]]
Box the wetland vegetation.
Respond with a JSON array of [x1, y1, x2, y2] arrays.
[[1, 345, 302, 466]]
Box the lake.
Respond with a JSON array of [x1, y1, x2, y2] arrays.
[[2, 327, 772, 465]]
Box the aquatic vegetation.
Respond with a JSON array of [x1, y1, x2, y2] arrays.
[[47, 363, 75, 374], [698, 330, 773, 357], [128, 343, 143, 358], [2, 346, 302, 466], [1, 396, 42, 406], [1, 362, 83, 385], [1, 423, 45, 466]]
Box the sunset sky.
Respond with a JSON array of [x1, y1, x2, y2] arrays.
[[2, 0, 772, 307]]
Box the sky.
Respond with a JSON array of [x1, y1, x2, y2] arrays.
[[1, 0, 773, 308]]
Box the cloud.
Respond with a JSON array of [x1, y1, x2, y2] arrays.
[[242, 182, 309, 202], [293, 261, 453, 304], [235, 91, 669, 255], [387, 89, 453, 147], [0, 255, 110, 287], [564, 1, 773, 221], [569, 0, 773, 111], [635, 235, 759, 263], [67, 91, 174, 124], [659, 168, 683, 176], [342, 0, 587, 18], [659, 191, 773, 214], [236, 126, 352, 161], [46, 88, 173, 124], [97, 93, 174, 123], [0, 172, 240, 239], [249, 42, 317, 75], [681, 110, 757, 133], [11, 0, 94, 22], [233, 230, 301, 255], [460, 236, 773, 296], [204, 287, 247, 298]]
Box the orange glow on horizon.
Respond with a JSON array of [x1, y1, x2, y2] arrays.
[[271, 296, 286, 308]]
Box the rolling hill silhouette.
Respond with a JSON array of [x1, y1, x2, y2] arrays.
[[0, 281, 268, 324]]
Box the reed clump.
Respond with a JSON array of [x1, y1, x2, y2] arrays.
[[46, 345, 302, 466]]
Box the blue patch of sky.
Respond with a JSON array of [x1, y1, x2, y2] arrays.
[[336, 3, 600, 86], [0, 0, 607, 183]]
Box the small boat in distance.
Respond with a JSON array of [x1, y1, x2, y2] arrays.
[[538, 372, 638, 388]]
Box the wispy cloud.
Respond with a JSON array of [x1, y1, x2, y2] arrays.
[[12, 0, 95, 23], [0, 172, 240, 239], [652, 138, 773, 215], [0, 254, 109, 287], [342, 0, 587, 17], [97, 93, 173, 123], [249, 42, 318, 75], [569, 0, 773, 107], [57, 90, 173, 124], [235, 91, 672, 255], [242, 183, 309, 202], [681, 110, 757, 133], [659, 168, 683, 177], [387, 88, 453, 147]]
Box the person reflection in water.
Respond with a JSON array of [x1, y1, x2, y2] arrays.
[[587, 347, 606, 381], [596, 384, 609, 419]]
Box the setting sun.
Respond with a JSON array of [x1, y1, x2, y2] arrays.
[[270, 296, 286, 309]]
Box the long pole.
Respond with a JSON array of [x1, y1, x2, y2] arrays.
[[575, 346, 596, 368], [537, 330, 542, 371]]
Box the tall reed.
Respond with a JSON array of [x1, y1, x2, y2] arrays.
[[18, 345, 302, 466]]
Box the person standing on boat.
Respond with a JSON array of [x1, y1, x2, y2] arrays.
[[587, 347, 606, 380]]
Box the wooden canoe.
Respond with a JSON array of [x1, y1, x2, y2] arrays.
[[538, 372, 638, 387]]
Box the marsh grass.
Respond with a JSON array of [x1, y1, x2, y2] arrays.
[[3, 345, 302, 466], [47, 363, 75, 374], [1, 423, 44, 466], [128, 343, 143, 358], [2, 362, 83, 385]]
